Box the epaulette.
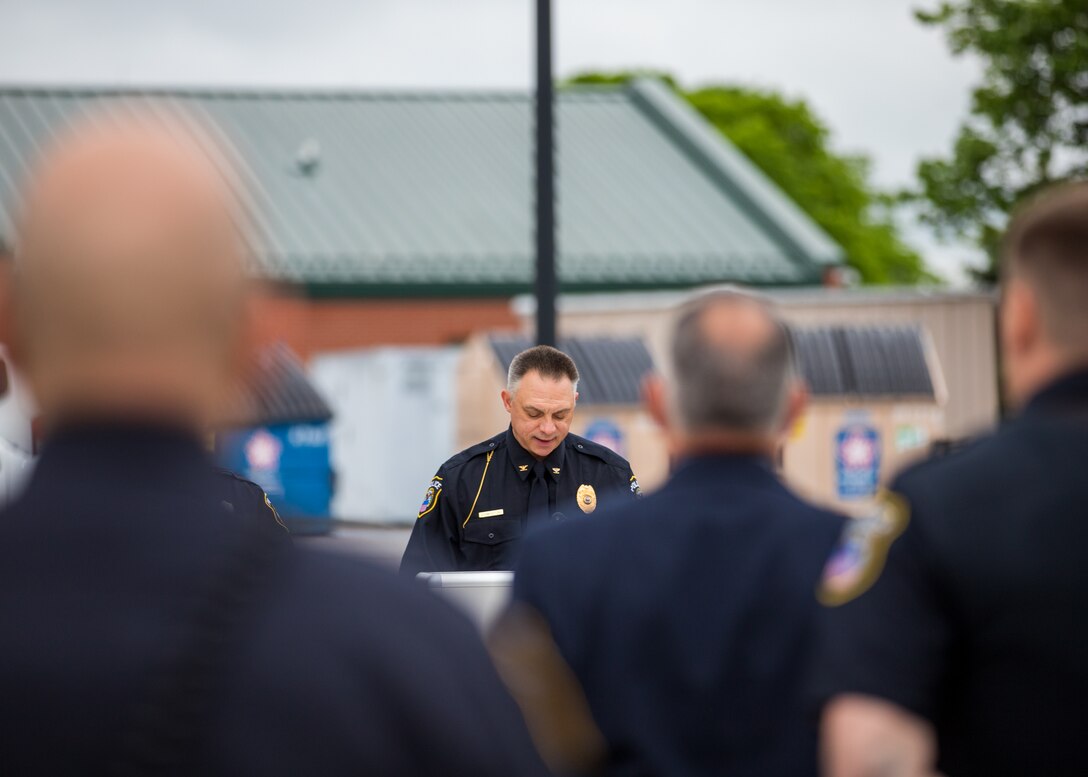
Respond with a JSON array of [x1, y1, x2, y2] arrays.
[[566, 433, 630, 471], [213, 467, 264, 491], [438, 430, 507, 473]]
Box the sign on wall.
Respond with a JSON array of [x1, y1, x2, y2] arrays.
[[834, 414, 881, 500]]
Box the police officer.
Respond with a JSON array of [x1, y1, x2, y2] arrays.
[[400, 344, 640, 575], [489, 290, 845, 776], [814, 183, 1088, 777], [0, 113, 546, 775]]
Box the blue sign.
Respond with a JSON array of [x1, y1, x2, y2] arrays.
[[835, 420, 881, 499], [216, 422, 332, 531], [583, 418, 625, 457]]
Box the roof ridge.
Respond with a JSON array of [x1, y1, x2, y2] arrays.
[[0, 83, 628, 102], [625, 78, 842, 276]]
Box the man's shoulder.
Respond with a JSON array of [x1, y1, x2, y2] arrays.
[[281, 544, 481, 645], [567, 433, 632, 473], [528, 465, 841, 547], [239, 545, 547, 775], [519, 483, 671, 569], [212, 467, 265, 496], [891, 426, 1018, 503], [435, 431, 508, 476]]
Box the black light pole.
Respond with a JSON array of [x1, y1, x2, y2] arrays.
[[534, 0, 557, 347]]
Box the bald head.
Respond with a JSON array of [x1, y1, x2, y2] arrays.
[[667, 289, 797, 436], [12, 110, 250, 429]]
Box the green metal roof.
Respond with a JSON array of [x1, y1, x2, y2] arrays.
[[0, 79, 842, 296]]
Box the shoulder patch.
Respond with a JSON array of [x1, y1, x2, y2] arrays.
[[418, 476, 443, 519], [818, 490, 909, 607]]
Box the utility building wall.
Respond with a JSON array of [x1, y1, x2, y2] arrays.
[[519, 288, 997, 440]]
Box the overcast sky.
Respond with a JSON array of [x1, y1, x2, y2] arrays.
[[0, 0, 985, 281]]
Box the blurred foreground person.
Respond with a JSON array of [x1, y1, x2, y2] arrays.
[[815, 182, 1088, 777], [401, 344, 639, 576], [491, 290, 845, 776], [0, 114, 546, 776]]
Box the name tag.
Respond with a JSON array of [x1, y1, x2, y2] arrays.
[[478, 508, 505, 518]]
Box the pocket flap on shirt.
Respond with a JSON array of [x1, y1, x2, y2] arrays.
[[463, 517, 522, 546]]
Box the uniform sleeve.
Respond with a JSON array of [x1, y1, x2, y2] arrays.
[[606, 459, 641, 503], [811, 487, 951, 721], [399, 470, 461, 577], [227, 474, 289, 532]]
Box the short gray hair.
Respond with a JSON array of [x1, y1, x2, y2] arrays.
[[668, 289, 796, 433]]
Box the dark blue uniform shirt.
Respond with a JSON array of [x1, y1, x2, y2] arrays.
[[0, 423, 547, 776], [813, 369, 1088, 777], [514, 453, 844, 777], [401, 427, 639, 576]]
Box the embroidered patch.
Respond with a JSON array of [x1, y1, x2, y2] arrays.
[[630, 475, 642, 497], [418, 477, 442, 518], [577, 484, 597, 514], [818, 490, 909, 607]]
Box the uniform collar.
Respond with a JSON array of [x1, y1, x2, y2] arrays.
[[670, 451, 779, 489], [1023, 368, 1088, 417], [505, 426, 565, 482], [28, 420, 212, 499]]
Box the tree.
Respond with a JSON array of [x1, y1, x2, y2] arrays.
[[567, 72, 929, 284], [912, 0, 1088, 281]]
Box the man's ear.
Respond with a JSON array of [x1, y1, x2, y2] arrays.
[[642, 373, 669, 430], [779, 380, 809, 438], [1000, 277, 1039, 361], [501, 389, 514, 415]]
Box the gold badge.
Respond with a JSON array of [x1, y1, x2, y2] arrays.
[[518, 464, 529, 473], [576, 484, 597, 514], [552, 467, 561, 475]]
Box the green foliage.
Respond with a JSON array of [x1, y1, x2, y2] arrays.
[[912, 0, 1088, 281], [566, 71, 929, 284], [565, 70, 680, 90]]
